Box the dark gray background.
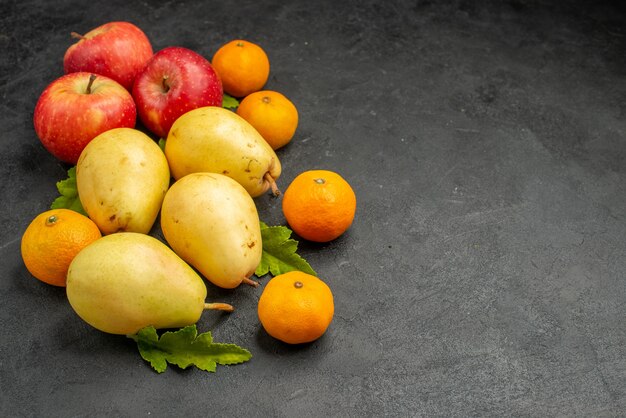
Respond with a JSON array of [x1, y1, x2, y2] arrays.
[[1, 0, 625, 416]]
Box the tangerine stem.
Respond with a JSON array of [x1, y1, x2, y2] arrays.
[[264, 173, 280, 197], [204, 302, 234, 312], [242, 277, 259, 287]]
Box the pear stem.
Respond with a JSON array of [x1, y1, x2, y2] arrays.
[[70, 31, 85, 40], [264, 173, 280, 197], [204, 302, 234, 312], [242, 277, 259, 287]]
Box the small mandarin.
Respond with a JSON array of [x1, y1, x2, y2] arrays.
[[21, 209, 102, 286], [258, 271, 334, 344], [236, 90, 299, 150], [211, 39, 270, 98], [282, 170, 357, 242]]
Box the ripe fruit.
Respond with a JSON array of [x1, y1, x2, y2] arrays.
[[160, 173, 262, 289], [76, 128, 170, 235], [236, 90, 299, 150], [164, 106, 281, 197], [258, 271, 334, 344], [211, 39, 270, 98], [66, 232, 232, 335], [63, 21, 154, 91], [33, 72, 136, 164], [282, 170, 357, 242], [132, 46, 223, 138], [20, 209, 102, 287]]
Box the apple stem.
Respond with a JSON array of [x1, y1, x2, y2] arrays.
[[162, 75, 170, 93], [264, 173, 281, 197], [242, 277, 260, 287], [86, 74, 97, 94], [70, 31, 86, 40], [204, 302, 234, 312]]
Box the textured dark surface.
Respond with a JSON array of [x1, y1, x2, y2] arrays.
[[1, 0, 625, 416]]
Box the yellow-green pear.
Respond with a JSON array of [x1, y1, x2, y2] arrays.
[[66, 232, 232, 335], [76, 127, 170, 235], [164, 106, 281, 197], [160, 172, 262, 289]]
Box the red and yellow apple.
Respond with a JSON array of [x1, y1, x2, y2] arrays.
[[63, 21, 153, 91], [132, 46, 222, 138], [33, 72, 137, 164]]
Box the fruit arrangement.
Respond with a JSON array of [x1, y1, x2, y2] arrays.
[[21, 21, 357, 374]]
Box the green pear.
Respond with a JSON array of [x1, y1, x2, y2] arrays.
[[66, 232, 232, 335], [160, 172, 262, 289], [76, 127, 170, 235], [164, 106, 281, 197]]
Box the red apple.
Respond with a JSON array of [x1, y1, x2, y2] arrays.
[[63, 21, 153, 91], [132, 46, 223, 138], [33, 72, 137, 164]]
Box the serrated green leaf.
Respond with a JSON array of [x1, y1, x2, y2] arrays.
[[129, 325, 252, 374], [256, 222, 317, 277], [50, 166, 87, 216], [133, 326, 168, 373], [222, 93, 239, 110]]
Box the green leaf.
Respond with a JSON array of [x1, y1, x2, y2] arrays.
[[50, 166, 87, 216], [158, 138, 166, 152], [222, 94, 239, 110], [129, 325, 252, 374], [256, 222, 317, 277]]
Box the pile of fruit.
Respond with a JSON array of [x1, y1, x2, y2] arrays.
[[21, 21, 357, 373]]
